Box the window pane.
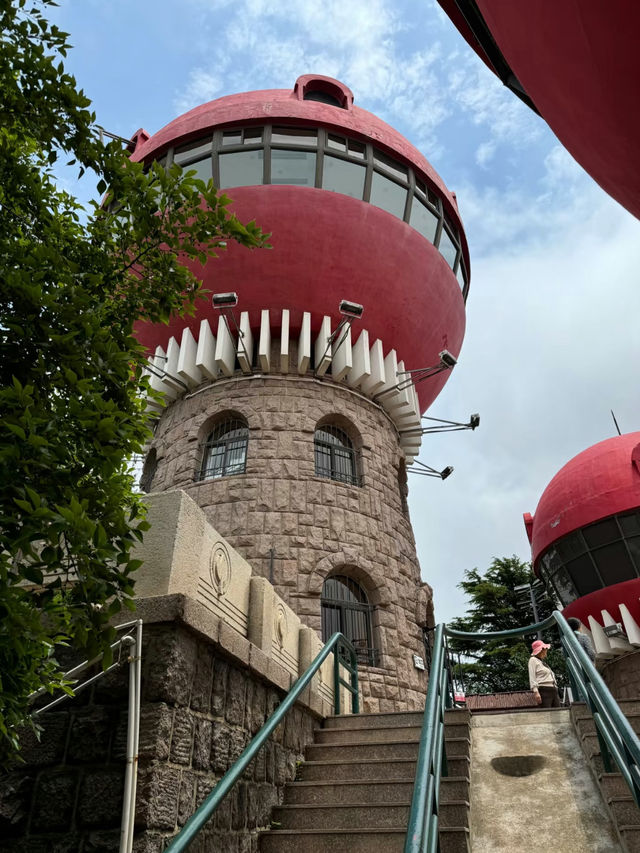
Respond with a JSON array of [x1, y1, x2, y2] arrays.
[[222, 130, 242, 146], [244, 128, 262, 143], [556, 532, 587, 562], [272, 127, 317, 146], [181, 157, 212, 183], [620, 513, 640, 536], [349, 140, 366, 159], [327, 133, 346, 151], [410, 197, 439, 243], [583, 518, 619, 548], [270, 149, 316, 186], [225, 439, 247, 475], [373, 151, 408, 182], [322, 603, 341, 641], [439, 227, 458, 269], [315, 444, 332, 478], [370, 172, 407, 219], [456, 262, 466, 291], [592, 541, 637, 585], [174, 138, 212, 164], [566, 554, 602, 596], [218, 150, 264, 188], [627, 537, 640, 571], [323, 155, 366, 199]]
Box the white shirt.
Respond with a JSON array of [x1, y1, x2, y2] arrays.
[[528, 655, 557, 690]]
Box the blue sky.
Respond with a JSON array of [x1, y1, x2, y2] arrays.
[[51, 0, 640, 622]]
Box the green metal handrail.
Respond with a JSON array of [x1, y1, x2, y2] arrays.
[[404, 623, 451, 853], [164, 632, 359, 852], [406, 610, 640, 852]]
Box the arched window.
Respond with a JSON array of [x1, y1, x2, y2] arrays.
[[321, 575, 378, 666], [199, 417, 248, 480], [314, 424, 359, 486]]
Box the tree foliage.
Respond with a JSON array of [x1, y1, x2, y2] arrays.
[[447, 556, 566, 694], [0, 0, 268, 762]]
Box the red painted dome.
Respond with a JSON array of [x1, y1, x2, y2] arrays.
[[437, 1, 640, 219], [524, 432, 640, 568], [132, 76, 469, 413]]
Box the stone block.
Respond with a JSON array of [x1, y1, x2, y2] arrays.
[[77, 769, 124, 828], [170, 708, 194, 766], [190, 646, 214, 712], [247, 576, 273, 655], [218, 620, 251, 668], [68, 708, 114, 764], [136, 765, 181, 830], [18, 713, 68, 767], [144, 626, 196, 706], [193, 718, 212, 770], [225, 666, 247, 726], [177, 770, 197, 826], [83, 831, 122, 852], [0, 772, 35, 838], [138, 703, 173, 762], [211, 658, 228, 717]]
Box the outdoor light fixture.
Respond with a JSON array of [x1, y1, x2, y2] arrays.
[[439, 350, 457, 368], [315, 298, 365, 374], [339, 299, 364, 319], [144, 356, 188, 392], [407, 460, 454, 480], [400, 413, 481, 437], [212, 291, 238, 308], [211, 291, 250, 367], [375, 350, 459, 400]]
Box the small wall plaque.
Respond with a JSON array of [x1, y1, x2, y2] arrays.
[[413, 654, 425, 671]]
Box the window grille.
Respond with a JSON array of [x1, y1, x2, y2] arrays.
[[321, 575, 378, 667], [198, 418, 248, 480], [314, 424, 359, 486]]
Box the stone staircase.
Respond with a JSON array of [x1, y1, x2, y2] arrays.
[[259, 709, 471, 852], [571, 699, 640, 852]]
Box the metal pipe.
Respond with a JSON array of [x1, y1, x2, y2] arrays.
[[120, 620, 143, 853]]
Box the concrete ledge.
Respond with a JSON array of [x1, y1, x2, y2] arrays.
[[116, 593, 325, 720]]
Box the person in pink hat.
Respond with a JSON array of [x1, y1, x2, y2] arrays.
[[528, 640, 560, 707]]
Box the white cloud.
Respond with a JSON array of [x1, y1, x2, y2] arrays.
[[475, 140, 496, 167], [175, 70, 226, 114]]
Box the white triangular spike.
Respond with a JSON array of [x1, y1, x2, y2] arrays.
[[215, 315, 236, 377], [237, 311, 254, 374], [280, 309, 290, 374], [347, 329, 370, 388], [587, 615, 615, 659], [315, 316, 332, 377], [298, 311, 311, 374], [360, 339, 385, 394], [195, 319, 218, 379], [620, 604, 640, 646], [177, 327, 202, 388], [163, 337, 184, 392], [332, 325, 352, 382], [258, 309, 271, 372]]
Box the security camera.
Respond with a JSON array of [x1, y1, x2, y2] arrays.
[[212, 292, 238, 307], [339, 299, 364, 319], [440, 466, 454, 480], [439, 350, 457, 368], [469, 414, 480, 429]]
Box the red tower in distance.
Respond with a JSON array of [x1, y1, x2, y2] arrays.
[[524, 432, 640, 693]]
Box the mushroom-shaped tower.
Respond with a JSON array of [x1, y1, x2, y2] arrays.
[[524, 432, 640, 694], [134, 75, 470, 710]]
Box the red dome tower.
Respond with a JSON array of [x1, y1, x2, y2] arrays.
[[524, 432, 640, 693], [134, 76, 470, 711]]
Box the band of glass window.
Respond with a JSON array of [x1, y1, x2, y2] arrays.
[[153, 125, 469, 298], [538, 510, 640, 606]]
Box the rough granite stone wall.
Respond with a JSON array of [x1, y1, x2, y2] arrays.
[[0, 620, 319, 853], [147, 372, 432, 711], [600, 651, 640, 700]]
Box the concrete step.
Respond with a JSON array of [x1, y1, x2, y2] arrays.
[[314, 722, 469, 745], [619, 824, 640, 853], [599, 772, 633, 800], [608, 796, 640, 827], [261, 825, 470, 853], [325, 709, 471, 730], [573, 699, 640, 717], [298, 756, 470, 787], [271, 799, 469, 830], [304, 736, 471, 763], [574, 713, 640, 738], [284, 778, 414, 805]]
